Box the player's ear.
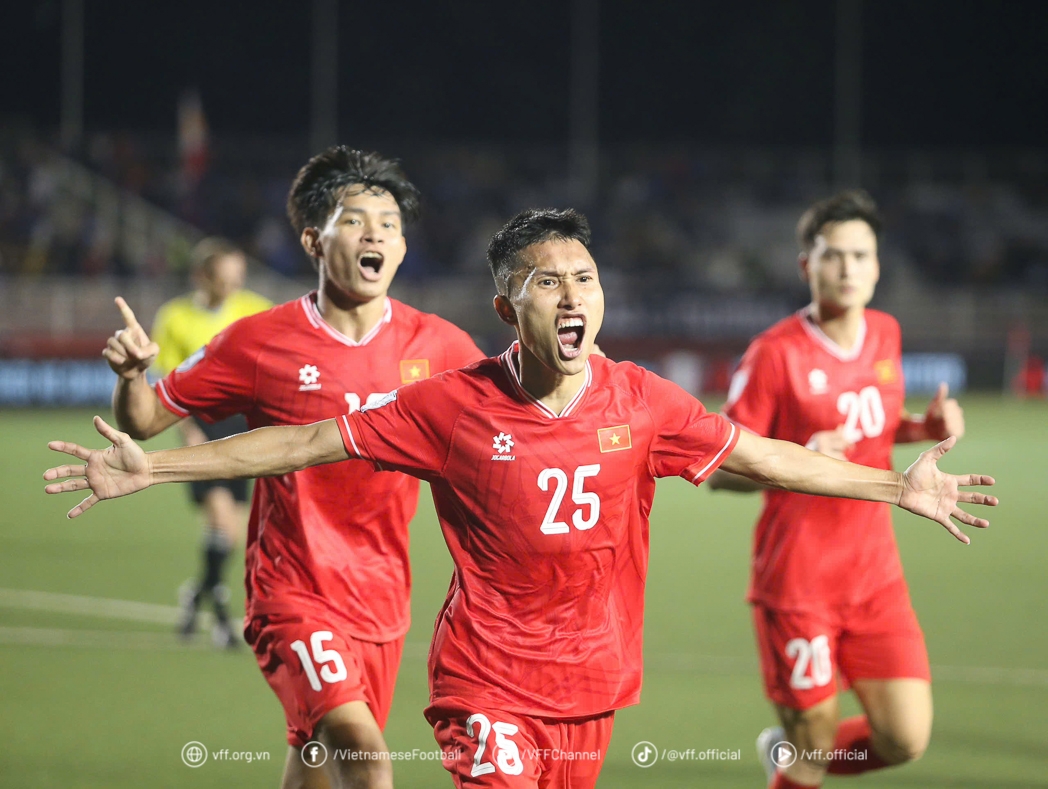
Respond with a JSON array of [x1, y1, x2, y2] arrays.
[[493, 294, 518, 327], [300, 227, 323, 261], [798, 252, 810, 284]]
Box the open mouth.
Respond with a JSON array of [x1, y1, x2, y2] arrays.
[[357, 251, 385, 282], [556, 315, 586, 359]]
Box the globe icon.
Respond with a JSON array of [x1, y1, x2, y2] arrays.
[[182, 742, 208, 767]]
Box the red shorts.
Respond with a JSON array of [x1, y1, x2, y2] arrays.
[[245, 609, 404, 748], [752, 577, 931, 710], [428, 704, 614, 789]]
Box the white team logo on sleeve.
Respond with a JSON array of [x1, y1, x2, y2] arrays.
[[176, 347, 205, 372], [491, 432, 515, 461], [298, 364, 321, 391], [725, 369, 749, 407], [360, 390, 397, 412]]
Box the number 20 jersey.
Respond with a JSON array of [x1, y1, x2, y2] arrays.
[[156, 293, 484, 641], [338, 344, 739, 719], [724, 307, 906, 613]]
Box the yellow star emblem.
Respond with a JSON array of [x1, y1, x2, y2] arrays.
[[609, 433, 621, 445]]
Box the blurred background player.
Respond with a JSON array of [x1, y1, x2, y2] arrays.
[[100, 146, 484, 789], [709, 191, 967, 789], [106, 238, 271, 647]]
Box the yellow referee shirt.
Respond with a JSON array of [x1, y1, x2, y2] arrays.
[[151, 290, 273, 376]]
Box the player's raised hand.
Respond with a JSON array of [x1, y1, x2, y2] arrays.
[[897, 436, 996, 544], [924, 382, 965, 441], [44, 416, 153, 518], [103, 296, 160, 379], [806, 426, 853, 460]]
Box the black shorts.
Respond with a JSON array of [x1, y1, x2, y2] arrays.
[[188, 415, 250, 505]]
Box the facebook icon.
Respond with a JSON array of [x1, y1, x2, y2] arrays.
[[301, 741, 329, 768]]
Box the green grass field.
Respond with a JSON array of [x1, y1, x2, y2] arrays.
[[1, 397, 1046, 787]]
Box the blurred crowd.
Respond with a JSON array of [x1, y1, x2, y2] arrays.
[[3, 132, 1048, 293]]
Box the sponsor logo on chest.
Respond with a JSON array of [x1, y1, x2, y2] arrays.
[[492, 432, 515, 461]]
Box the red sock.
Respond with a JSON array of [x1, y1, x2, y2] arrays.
[[827, 715, 891, 775], [770, 773, 819, 789]]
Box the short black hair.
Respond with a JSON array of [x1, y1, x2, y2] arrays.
[[487, 208, 592, 294], [797, 189, 882, 252], [286, 146, 421, 235]]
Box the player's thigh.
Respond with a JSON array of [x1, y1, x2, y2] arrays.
[[852, 678, 932, 762], [246, 612, 393, 749], [752, 605, 841, 722], [431, 708, 542, 788], [316, 700, 391, 777], [282, 745, 333, 789]]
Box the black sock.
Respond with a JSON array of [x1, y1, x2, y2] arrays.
[[199, 529, 232, 624]]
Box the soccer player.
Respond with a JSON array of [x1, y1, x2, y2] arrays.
[[708, 190, 967, 789], [98, 147, 484, 789], [106, 238, 272, 647], [45, 208, 996, 789]]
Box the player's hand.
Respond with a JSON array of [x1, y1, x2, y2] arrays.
[[103, 297, 159, 380], [805, 426, 853, 461], [43, 416, 153, 518], [923, 382, 964, 441], [897, 436, 996, 544]]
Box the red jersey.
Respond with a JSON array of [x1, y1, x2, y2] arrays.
[[156, 294, 484, 641], [337, 344, 739, 718], [724, 307, 906, 611]]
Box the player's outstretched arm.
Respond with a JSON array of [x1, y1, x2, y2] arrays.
[[105, 297, 179, 440], [719, 431, 997, 543], [44, 416, 349, 519]]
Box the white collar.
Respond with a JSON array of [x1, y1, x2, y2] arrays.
[[499, 342, 592, 419], [799, 305, 866, 362], [300, 294, 392, 347]]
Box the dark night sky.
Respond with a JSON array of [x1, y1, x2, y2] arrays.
[[3, 0, 1047, 147]]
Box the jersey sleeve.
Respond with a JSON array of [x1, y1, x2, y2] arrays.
[[150, 303, 183, 377], [722, 336, 784, 437], [645, 373, 740, 485], [337, 376, 454, 481], [155, 319, 257, 422]]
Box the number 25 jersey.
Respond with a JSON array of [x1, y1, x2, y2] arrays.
[[339, 344, 739, 719]]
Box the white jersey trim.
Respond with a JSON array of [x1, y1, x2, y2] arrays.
[[340, 415, 363, 458], [155, 379, 191, 418], [691, 422, 737, 483], [499, 342, 592, 419], [300, 294, 392, 347], [799, 305, 866, 362]]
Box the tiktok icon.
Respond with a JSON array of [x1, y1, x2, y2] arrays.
[[300, 741, 329, 768], [631, 741, 659, 768]]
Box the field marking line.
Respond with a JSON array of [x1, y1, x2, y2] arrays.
[[0, 626, 212, 651], [0, 587, 213, 628], [3, 589, 1047, 688]]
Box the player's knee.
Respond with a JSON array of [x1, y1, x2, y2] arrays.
[[876, 726, 929, 764]]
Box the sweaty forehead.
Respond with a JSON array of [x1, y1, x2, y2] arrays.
[[516, 237, 594, 273], [336, 184, 400, 212]]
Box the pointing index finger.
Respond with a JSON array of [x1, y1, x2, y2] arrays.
[[115, 297, 141, 331]]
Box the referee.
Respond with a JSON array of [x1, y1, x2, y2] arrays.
[[149, 238, 272, 647]]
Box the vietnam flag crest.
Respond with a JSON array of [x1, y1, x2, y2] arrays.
[[598, 425, 632, 453], [874, 358, 897, 384], [399, 359, 430, 384]]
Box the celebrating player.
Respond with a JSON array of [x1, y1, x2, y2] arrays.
[[709, 190, 968, 789], [105, 238, 272, 647], [45, 208, 996, 789], [98, 147, 483, 789]]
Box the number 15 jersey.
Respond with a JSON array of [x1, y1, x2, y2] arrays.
[[338, 344, 739, 719]]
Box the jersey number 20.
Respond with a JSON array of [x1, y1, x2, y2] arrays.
[[837, 386, 885, 443]]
